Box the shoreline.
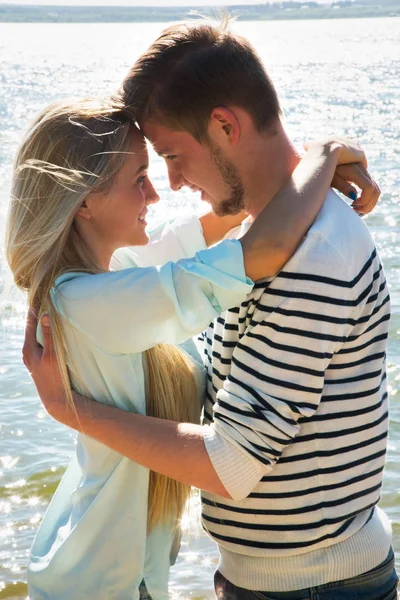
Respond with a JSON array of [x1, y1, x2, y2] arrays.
[[0, 2, 399, 23]]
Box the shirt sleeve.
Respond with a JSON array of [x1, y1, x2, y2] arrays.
[[204, 234, 356, 501], [52, 239, 253, 355], [111, 215, 207, 270]]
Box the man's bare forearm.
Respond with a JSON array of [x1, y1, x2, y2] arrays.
[[59, 392, 231, 498]]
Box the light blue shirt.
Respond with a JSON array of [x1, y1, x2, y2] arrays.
[[28, 217, 253, 600]]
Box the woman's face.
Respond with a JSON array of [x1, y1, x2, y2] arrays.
[[80, 127, 160, 253]]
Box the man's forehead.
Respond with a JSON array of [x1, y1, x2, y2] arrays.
[[139, 120, 189, 152]]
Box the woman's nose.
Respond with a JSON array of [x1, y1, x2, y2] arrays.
[[145, 178, 160, 205]]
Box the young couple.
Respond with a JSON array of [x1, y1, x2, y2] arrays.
[[8, 18, 396, 600]]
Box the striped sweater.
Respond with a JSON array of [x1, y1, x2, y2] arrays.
[[201, 190, 392, 591]]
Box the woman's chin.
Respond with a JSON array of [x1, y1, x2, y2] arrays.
[[132, 231, 150, 246], [118, 230, 149, 248]]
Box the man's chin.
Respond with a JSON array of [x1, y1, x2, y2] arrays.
[[200, 190, 212, 203], [200, 190, 220, 212], [214, 202, 244, 218], [200, 191, 244, 217]]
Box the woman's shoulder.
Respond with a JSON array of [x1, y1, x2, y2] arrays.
[[53, 271, 110, 301], [54, 271, 91, 287], [50, 271, 112, 327]]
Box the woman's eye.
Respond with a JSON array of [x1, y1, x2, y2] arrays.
[[137, 175, 147, 186]]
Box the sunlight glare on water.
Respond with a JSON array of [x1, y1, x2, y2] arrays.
[[0, 16, 399, 599]]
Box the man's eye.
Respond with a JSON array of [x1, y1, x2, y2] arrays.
[[165, 155, 177, 161]]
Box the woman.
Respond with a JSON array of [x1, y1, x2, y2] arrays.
[[6, 97, 376, 600]]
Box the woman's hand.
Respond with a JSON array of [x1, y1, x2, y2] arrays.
[[305, 138, 380, 215], [332, 162, 380, 215]]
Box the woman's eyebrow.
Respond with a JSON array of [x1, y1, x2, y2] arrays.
[[133, 163, 149, 176]]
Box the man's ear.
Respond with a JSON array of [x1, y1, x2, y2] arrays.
[[208, 107, 241, 146], [75, 198, 92, 220]]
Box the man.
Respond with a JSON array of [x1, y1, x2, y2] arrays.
[[24, 18, 396, 600]]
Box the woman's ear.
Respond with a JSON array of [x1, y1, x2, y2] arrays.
[[75, 199, 92, 220]]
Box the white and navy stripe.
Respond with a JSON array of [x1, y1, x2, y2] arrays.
[[200, 192, 391, 589]]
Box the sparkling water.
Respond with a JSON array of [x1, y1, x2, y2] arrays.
[[0, 17, 399, 599]]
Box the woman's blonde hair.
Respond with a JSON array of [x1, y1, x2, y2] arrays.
[[6, 97, 199, 531]]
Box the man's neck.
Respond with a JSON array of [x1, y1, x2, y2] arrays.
[[241, 124, 301, 219]]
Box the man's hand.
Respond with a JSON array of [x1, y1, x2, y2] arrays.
[[23, 308, 66, 420], [22, 308, 231, 498], [305, 137, 381, 215]]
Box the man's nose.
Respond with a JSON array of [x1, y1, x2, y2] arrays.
[[167, 164, 185, 192]]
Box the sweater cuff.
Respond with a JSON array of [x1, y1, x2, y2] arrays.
[[203, 425, 265, 501]]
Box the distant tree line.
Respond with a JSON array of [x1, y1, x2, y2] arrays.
[[0, 0, 398, 23]]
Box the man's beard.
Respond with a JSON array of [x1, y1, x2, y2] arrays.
[[209, 143, 245, 217]]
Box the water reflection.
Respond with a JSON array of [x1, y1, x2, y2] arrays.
[[0, 15, 399, 600]]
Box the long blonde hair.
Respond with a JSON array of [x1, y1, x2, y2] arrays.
[[6, 97, 200, 531]]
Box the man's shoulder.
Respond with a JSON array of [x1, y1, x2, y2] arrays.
[[281, 190, 377, 280], [310, 190, 375, 256]]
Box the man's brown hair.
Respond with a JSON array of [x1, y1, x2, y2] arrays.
[[121, 16, 282, 142]]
